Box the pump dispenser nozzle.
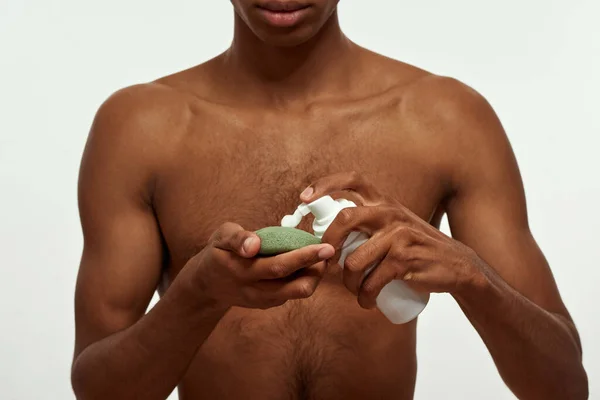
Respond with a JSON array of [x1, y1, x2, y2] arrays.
[[280, 203, 311, 228], [281, 196, 357, 239], [305, 196, 338, 220]]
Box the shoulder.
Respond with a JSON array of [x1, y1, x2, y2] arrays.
[[80, 82, 196, 202], [367, 51, 501, 138], [393, 72, 516, 192], [401, 74, 505, 144], [85, 81, 198, 168], [91, 82, 192, 143]]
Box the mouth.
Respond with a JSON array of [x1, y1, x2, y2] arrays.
[[256, 1, 312, 27], [257, 1, 311, 12]]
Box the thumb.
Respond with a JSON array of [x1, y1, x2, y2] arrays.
[[211, 222, 260, 258]]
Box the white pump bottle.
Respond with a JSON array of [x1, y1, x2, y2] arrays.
[[281, 195, 429, 325]]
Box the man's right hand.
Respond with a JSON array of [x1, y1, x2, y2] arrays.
[[185, 222, 336, 310]]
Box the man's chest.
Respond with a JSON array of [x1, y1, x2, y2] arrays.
[[152, 106, 448, 268]]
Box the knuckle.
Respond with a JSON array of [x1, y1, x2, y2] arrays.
[[301, 250, 318, 265], [336, 208, 354, 226], [297, 249, 320, 266], [219, 222, 237, 234], [269, 263, 286, 278], [407, 228, 426, 245], [362, 240, 380, 259], [394, 226, 416, 244], [395, 225, 411, 236], [209, 229, 223, 245], [361, 280, 378, 298], [211, 222, 238, 245], [218, 222, 232, 231], [389, 246, 407, 263], [208, 246, 227, 264], [343, 255, 363, 272], [231, 229, 246, 242], [296, 282, 315, 298], [207, 245, 219, 258], [227, 231, 244, 248]]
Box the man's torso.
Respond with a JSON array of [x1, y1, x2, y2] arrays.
[[145, 53, 455, 399]]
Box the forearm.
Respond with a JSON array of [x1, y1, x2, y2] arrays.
[[454, 267, 588, 400], [71, 272, 229, 400]]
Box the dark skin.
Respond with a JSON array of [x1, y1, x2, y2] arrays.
[[71, 1, 588, 399]]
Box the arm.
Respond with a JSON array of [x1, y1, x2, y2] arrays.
[[71, 86, 228, 400], [442, 80, 588, 399], [72, 85, 335, 400], [299, 77, 588, 399]]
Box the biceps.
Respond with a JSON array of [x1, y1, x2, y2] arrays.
[[435, 84, 572, 318], [74, 206, 164, 356], [448, 189, 569, 317]]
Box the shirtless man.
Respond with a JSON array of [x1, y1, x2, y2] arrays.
[[70, 1, 588, 399]]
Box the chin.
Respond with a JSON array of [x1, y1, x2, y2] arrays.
[[252, 25, 321, 47], [235, 2, 337, 48]]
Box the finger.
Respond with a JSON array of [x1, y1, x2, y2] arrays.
[[321, 190, 368, 208], [254, 261, 327, 300], [358, 257, 409, 310], [341, 231, 391, 295], [321, 206, 397, 249], [251, 244, 335, 280], [300, 171, 381, 204], [277, 258, 327, 283], [211, 222, 260, 258]]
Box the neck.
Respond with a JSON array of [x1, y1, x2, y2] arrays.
[[220, 10, 358, 107]]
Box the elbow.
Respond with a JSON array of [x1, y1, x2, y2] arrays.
[[71, 355, 111, 400], [518, 359, 588, 400], [555, 315, 588, 399], [567, 332, 589, 399], [71, 353, 142, 400], [550, 362, 589, 400], [523, 370, 588, 400], [71, 356, 93, 400], [570, 365, 589, 400], [562, 341, 588, 399]]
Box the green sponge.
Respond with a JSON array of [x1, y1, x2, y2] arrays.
[[255, 226, 321, 256]]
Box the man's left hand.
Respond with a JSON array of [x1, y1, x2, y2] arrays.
[[300, 171, 489, 309]]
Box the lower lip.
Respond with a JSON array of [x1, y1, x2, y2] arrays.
[[257, 7, 311, 28]]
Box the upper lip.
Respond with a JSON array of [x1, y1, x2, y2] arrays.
[[257, 1, 310, 12]]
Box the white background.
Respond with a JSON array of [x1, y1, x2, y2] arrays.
[[0, 1, 597, 399]]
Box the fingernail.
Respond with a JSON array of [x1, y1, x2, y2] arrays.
[[301, 186, 314, 199], [318, 246, 335, 259], [243, 237, 255, 253]]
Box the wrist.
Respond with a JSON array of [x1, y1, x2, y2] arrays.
[[176, 256, 231, 314], [452, 255, 495, 304]]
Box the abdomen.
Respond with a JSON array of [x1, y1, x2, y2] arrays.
[[178, 276, 418, 400]]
